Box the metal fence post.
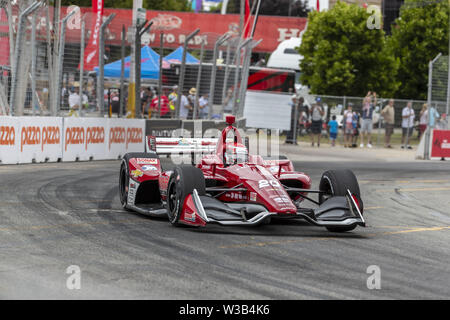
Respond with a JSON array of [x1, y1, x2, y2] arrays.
[[176, 28, 200, 118], [193, 39, 205, 119], [79, 16, 85, 117], [221, 39, 232, 105], [9, 1, 41, 116], [157, 32, 164, 119], [424, 53, 442, 159], [97, 13, 116, 117], [446, 53, 450, 116], [119, 25, 126, 118], [134, 20, 152, 119], [55, 9, 76, 116], [232, 38, 252, 116], [207, 33, 230, 119], [31, 10, 38, 116], [239, 39, 262, 117]]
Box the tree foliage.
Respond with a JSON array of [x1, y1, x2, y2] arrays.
[[387, 0, 449, 100], [60, 0, 190, 11], [298, 2, 399, 97]]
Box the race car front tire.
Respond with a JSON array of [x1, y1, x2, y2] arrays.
[[166, 165, 206, 226], [119, 152, 160, 211], [318, 169, 363, 232]]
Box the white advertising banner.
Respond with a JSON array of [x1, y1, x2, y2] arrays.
[[243, 91, 292, 130], [0, 117, 146, 164], [0, 116, 21, 164], [107, 118, 145, 159], [63, 117, 109, 161], [18, 117, 63, 163]]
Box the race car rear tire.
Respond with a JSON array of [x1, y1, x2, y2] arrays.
[[166, 165, 206, 226], [318, 169, 363, 232], [119, 152, 160, 211]]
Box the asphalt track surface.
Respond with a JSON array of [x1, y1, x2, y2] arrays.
[[0, 158, 449, 299]]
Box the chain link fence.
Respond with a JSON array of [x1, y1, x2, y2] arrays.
[[430, 54, 449, 122]]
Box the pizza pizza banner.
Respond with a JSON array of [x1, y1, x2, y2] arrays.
[[0, 117, 145, 164]]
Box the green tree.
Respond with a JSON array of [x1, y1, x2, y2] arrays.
[[387, 0, 449, 100], [298, 2, 399, 97]]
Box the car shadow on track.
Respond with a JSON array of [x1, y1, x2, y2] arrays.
[[188, 221, 367, 239], [113, 208, 367, 239]]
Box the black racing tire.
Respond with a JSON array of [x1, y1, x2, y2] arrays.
[[318, 169, 363, 232], [166, 165, 206, 226], [119, 152, 160, 211]]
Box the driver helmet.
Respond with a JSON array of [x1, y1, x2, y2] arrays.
[[224, 143, 248, 165]]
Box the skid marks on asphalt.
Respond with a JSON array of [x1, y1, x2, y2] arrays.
[[218, 225, 450, 249]]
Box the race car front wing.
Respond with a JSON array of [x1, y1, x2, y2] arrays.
[[184, 189, 366, 229]]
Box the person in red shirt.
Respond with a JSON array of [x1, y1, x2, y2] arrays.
[[149, 89, 170, 118]]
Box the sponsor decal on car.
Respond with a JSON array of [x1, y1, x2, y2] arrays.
[[225, 192, 245, 200], [184, 210, 196, 222], [136, 158, 158, 164], [128, 180, 139, 204], [249, 192, 257, 202], [141, 165, 157, 171], [269, 166, 285, 173], [131, 169, 143, 178]]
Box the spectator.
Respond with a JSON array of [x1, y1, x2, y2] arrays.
[[187, 88, 197, 119], [328, 115, 338, 147], [401, 101, 415, 149], [223, 88, 234, 114], [198, 93, 209, 119], [360, 91, 376, 148], [110, 91, 120, 116], [168, 85, 178, 117], [343, 103, 354, 148], [178, 90, 191, 120], [310, 102, 324, 147], [428, 104, 440, 128], [381, 99, 395, 148], [68, 82, 81, 117], [297, 97, 310, 135], [149, 89, 170, 118], [352, 112, 361, 148], [419, 103, 428, 139], [141, 87, 152, 117]]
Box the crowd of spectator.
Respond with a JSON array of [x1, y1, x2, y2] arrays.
[[285, 91, 448, 149]]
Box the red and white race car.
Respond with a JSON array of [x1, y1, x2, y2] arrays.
[[119, 116, 365, 232]]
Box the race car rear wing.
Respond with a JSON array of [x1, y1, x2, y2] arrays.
[[146, 135, 218, 155]]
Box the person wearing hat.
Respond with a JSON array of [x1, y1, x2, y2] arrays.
[[187, 88, 197, 119], [68, 82, 81, 117]]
